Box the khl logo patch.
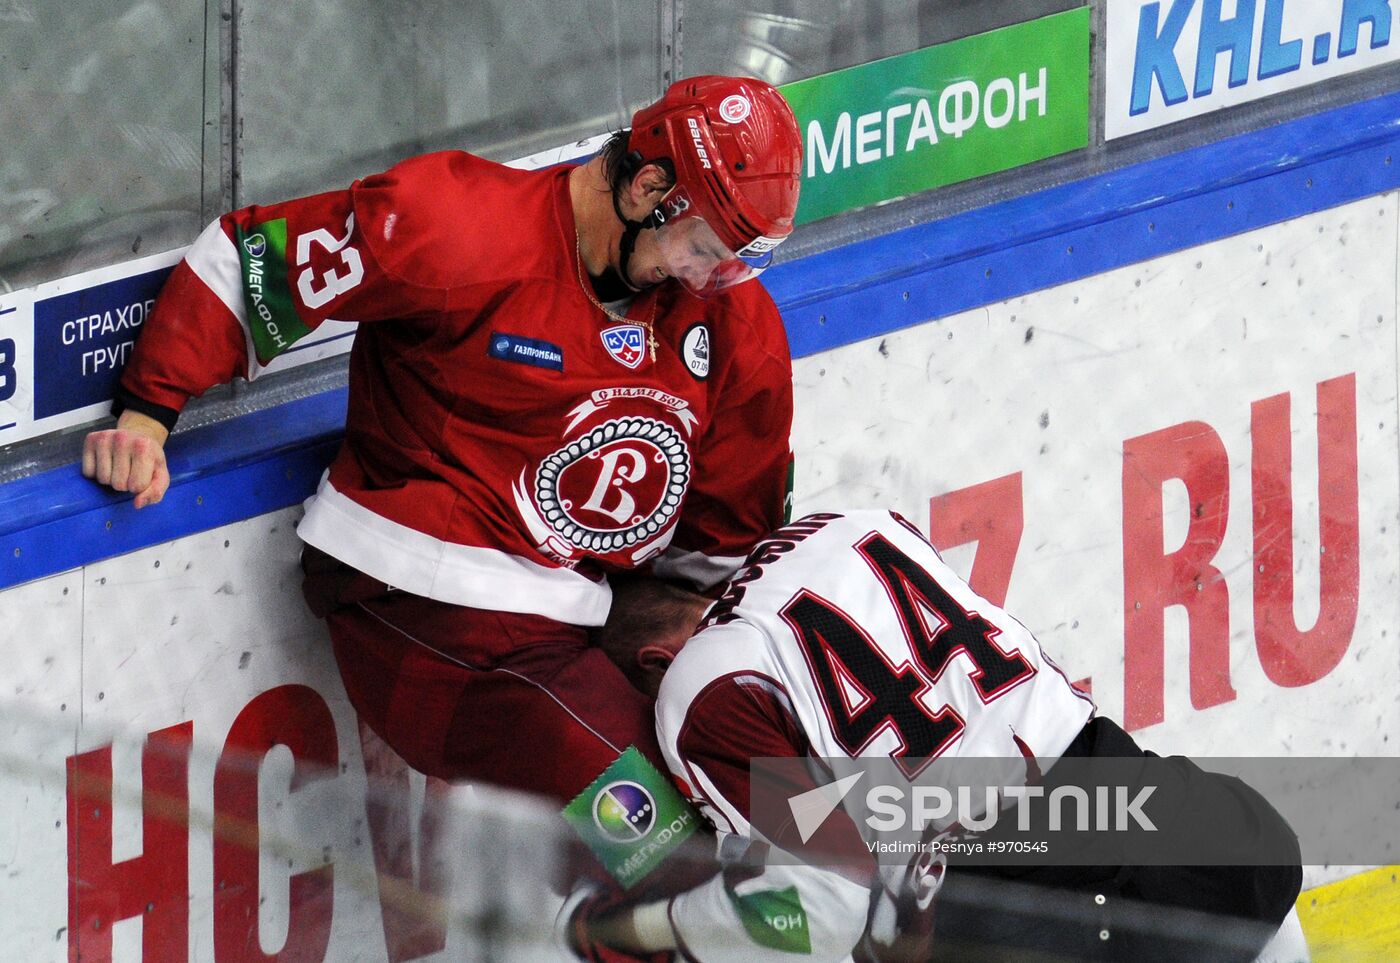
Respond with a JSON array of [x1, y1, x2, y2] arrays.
[[601, 324, 646, 370]]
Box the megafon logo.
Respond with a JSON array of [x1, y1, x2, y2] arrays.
[[592, 781, 657, 842], [242, 233, 267, 259]]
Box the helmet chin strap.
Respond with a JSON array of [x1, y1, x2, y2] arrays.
[[610, 186, 666, 294], [576, 189, 644, 303], [596, 149, 674, 295]]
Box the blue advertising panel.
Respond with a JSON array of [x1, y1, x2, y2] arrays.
[[32, 268, 173, 419]]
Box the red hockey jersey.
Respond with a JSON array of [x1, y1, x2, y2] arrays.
[[119, 150, 793, 624]]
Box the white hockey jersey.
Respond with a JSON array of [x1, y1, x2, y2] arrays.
[[652, 509, 1095, 961]]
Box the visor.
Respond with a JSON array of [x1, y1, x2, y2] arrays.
[[650, 188, 787, 298]]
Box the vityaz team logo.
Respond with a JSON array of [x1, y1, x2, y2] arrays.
[[718, 94, 752, 124], [601, 324, 646, 369], [513, 405, 692, 566], [593, 781, 657, 842]]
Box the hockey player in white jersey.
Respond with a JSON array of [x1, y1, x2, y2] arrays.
[[567, 509, 1307, 962]]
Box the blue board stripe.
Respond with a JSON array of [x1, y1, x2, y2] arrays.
[[4, 89, 1400, 590], [764, 88, 1400, 357], [0, 390, 345, 587]]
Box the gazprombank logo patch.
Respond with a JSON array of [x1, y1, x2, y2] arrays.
[[488, 331, 564, 372]]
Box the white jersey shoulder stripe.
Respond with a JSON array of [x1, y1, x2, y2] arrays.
[[183, 218, 264, 377]]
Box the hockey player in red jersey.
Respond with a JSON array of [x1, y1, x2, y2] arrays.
[[80, 75, 801, 805], [577, 510, 1307, 962]]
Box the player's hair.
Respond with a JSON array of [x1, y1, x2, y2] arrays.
[[592, 575, 710, 689], [598, 128, 677, 204]]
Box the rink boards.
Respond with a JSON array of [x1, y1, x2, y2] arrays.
[[4, 99, 1400, 958]]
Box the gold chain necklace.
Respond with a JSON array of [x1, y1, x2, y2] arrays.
[[575, 235, 659, 363]]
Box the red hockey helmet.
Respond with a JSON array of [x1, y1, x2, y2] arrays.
[[628, 75, 802, 296]]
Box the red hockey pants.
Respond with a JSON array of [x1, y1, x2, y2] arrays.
[[300, 546, 663, 804]]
